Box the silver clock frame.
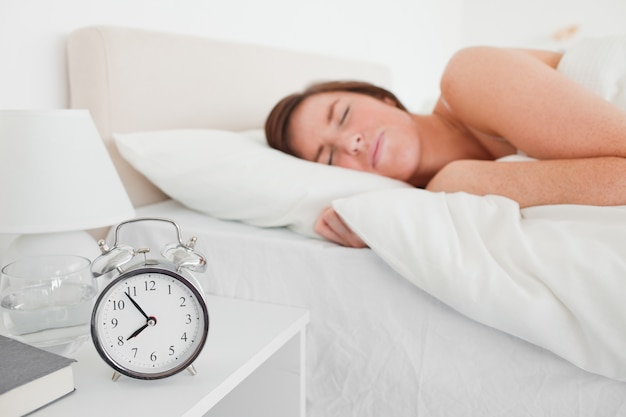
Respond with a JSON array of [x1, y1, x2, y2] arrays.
[[90, 217, 210, 381], [91, 263, 210, 380]]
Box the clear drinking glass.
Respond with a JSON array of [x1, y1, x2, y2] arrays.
[[0, 255, 98, 357]]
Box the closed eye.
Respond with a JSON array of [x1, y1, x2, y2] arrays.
[[339, 105, 350, 125]]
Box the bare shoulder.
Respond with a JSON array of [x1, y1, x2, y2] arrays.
[[436, 45, 577, 153]]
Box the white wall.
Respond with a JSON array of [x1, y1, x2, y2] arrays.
[[1, 0, 625, 115], [0, 0, 463, 113], [458, 0, 626, 50]]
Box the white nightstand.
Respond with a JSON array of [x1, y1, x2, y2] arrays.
[[32, 295, 310, 417]]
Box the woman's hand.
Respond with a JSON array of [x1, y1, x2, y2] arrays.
[[315, 206, 367, 248]]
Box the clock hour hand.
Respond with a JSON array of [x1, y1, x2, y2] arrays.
[[125, 292, 150, 320], [127, 323, 149, 340], [127, 315, 157, 340]]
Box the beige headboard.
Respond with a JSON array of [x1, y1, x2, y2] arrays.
[[67, 25, 391, 208]]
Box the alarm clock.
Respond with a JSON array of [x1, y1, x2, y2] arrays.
[[90, 217, 209, 381]]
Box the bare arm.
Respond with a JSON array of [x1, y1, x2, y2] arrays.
[[440, 47, 626, 159], [429, 47, 626, 211], [319, 157, 626, 247], [427, 157, 626, 208]]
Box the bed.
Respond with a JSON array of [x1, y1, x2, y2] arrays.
[[67, 26, 626, 416]]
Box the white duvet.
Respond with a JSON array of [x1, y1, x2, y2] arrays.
[[334, 35, 626, 381]]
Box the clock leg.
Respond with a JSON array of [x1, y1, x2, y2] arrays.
[[186, 364, 198, 376], [112, 371, 121, 382]]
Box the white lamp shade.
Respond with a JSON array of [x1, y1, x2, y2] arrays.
[[0, 110, 135, 234]]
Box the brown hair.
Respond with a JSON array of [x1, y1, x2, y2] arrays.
[[264, 80, 407, 156]]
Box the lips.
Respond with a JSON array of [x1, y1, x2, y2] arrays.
[[369, 132, 384, 169]]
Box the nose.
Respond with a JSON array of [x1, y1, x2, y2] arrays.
[[343, 133, 363, 156]]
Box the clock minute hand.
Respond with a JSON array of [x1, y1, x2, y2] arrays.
[[125, 292, 150, 320], [127, 323, 149, 340]]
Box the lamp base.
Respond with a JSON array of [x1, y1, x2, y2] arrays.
[[3, 231, 101, 265]]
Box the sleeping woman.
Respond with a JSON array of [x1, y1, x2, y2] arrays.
[[264, 46, 626, 248]]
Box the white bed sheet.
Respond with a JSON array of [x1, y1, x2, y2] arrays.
[[110, 200, 626, 416]]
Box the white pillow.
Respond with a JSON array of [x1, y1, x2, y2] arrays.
[[333, 188, 626, 381], [114, 129, 410, 237]]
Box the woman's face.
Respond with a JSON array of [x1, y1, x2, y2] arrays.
[[287, 91, 422, 183]]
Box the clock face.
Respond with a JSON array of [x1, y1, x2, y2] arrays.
[[91, 266, 209, 379]]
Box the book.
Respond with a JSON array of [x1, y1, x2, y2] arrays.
[[0, 335, 76, 417]]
